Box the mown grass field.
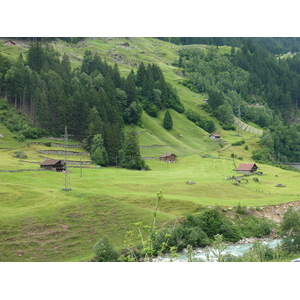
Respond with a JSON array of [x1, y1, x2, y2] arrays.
[[1, 131, 300, 262]]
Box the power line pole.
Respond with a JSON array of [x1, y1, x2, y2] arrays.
[[61, 126, 74, 191], [80, 158, 82, 178]]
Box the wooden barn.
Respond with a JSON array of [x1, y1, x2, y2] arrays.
[[209, 134, 220, 139], [40, 159, 65, 172], [235, 163, 258, 173], [159, 153, 177, 163]]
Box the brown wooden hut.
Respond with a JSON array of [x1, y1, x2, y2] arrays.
[[40, 159, 65, 172], [235, 163, 258, 173], [159, 153, 177, 163]]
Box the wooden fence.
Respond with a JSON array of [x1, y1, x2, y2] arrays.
[[234, 117, 263, 136]]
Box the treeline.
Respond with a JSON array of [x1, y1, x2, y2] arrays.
[[158, 37, 300, 54], [0, 42, 183, 168], [2, 37, 84, 44]]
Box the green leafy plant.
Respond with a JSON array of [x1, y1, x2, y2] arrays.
[[93, 236, 119, 262]]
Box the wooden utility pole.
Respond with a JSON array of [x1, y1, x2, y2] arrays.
[[61, 126, 74, 191]]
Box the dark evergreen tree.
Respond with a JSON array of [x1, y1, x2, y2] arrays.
[[121, 125, 147, 170], [208, 89, 225, 111], [163, 110, 173, 130], [83, 106, 104, 151], [90, 134, 108, 166], [27, 42, 45, 73], [0, 53, 11, 96]]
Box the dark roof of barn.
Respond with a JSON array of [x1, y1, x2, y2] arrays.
[[236, 163, 258, 171], [40, 159, 63, 166], [160, 153, 176, 158]]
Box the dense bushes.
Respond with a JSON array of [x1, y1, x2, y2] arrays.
[[185, 109, 216, 133], [153, 206, 275, 253], [93, 236, 119, 262], [0, 98, 43, 139], [279, 207, 300, 253]]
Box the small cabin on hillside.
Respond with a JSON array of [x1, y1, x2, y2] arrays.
[[40, 159, 65, 172], [235, 163, 258, 174], [209, 134, 220, 139], [203, 98, 209, 104], [159, 153, 177, 163]]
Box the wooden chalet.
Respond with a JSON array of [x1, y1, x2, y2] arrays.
[[159, 153, 177, 163], [40, 159, 65, 172], [235, 163, 258, 173], [209, 134, 220, 139]]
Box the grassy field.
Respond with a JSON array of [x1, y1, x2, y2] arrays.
[[1, 37, 299, 262], [1, 132, 300, 262]]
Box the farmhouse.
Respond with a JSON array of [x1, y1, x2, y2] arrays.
[[235, 163, 258, 173], [209, 134, 220, 139], [40, 159, 65, 172], [159, 153, 177, 163]]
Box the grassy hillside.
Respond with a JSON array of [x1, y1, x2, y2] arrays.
[[1, 37, 298, 262], [2, 138, 300, 262]]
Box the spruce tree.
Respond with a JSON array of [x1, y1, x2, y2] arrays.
[[163, 110, 173, 130], [90, 134, 108, 166], [122, 125, 147, 170]]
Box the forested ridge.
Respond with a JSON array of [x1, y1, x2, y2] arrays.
[[158, 37, 300, 54], [176, 38, 300, 163], [2, 38, 300, 165], [0, 41, 184, 168]]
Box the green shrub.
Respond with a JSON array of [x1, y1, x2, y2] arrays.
[[13, 132, 25, 142], [232, 140, 245, 146], [93, 236, 119, 262], [279, 207, 300, 253], [239, 216, 274, 238], [220, 123, 236, 131], [235, 203, 247, 215], [14, 151, 27, 159]]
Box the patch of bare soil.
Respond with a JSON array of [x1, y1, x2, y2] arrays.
[[250, 200, 300, 224], [224, 200, 300, 224]]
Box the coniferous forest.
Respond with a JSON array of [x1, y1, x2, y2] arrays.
[[2, 38, 300, 165], [0, 42, 184, 169], [176, 38, 300, 163]]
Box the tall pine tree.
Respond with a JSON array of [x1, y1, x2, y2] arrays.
[[163, 110, 173, 130]]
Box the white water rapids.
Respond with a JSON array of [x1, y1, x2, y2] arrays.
[[156, 239, 282, 262]]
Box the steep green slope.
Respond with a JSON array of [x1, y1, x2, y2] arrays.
[[0, 37, 251, 158]]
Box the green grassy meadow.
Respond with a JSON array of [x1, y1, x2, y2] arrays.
[[1, 37, 299, 262], [1, 132, 300, 262]]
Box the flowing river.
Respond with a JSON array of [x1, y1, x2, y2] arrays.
[[156, 239, 282, 262]]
